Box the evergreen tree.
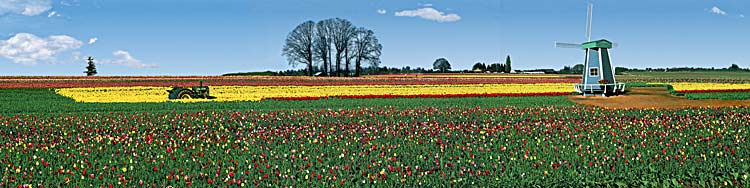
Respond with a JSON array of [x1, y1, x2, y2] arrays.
[[84, 57, 97, 76], [504, 55, 512, 73]]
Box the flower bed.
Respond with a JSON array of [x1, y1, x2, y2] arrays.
[[55, 84, 575, 103], [667, 83, 750, 93], [0, 76, 579, 88], [1, 107, 748, 187]]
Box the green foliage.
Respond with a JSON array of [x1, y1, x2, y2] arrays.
[[504, 55, 512, 73], [729, 63, 742, 70], [2, 105, 749, 187], [624, 82, 684, 96], [84, 57, 97, 76], [433, 58, 451, 73], [4, 84, 750, 187], [0, 88, 574, 115], [571, 64, 585, 74], [472, 62, 487, 72], [619, 71, 750, 83], [685, 92, 750, 100], [625, 82, 750, 100], [617, 64, 750, 72], [624, 82, 665, 88], [487, 63, 505, 73]]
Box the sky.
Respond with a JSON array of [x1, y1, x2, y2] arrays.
[[0, 0, 747, 76]]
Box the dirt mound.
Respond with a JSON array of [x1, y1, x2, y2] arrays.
[[568, 87, 750, 109]]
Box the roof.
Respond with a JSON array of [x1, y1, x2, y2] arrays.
[[582, 39, 613, 49]]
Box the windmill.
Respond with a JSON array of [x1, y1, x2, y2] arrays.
[[556, 4, 624, 96]]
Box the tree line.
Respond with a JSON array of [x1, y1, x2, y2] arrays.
[[554, 63, 749, 75], [283, 18, 382, 77], [257, 54, 515, 76], [469, 55, 513, 73], [614, 64, 748, 73]]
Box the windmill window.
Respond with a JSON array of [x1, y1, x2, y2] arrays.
[[589, 68, 599, 77]]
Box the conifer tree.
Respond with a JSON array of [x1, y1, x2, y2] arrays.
[[504, 55, 512, 73], [84, 57, 97, 76]]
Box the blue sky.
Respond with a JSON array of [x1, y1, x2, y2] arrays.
[[0, 0, 747, 76]]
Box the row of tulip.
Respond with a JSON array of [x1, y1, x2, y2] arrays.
[[1, 74, 573, 80], [668, 83, 750, 93], [55, 84, 575, 103], [364, 74, 574, 78], [1, 106, 748, 187], [619, 78, 750, 84], [52, 82, 750, 103], [0, 76, 579, 88]]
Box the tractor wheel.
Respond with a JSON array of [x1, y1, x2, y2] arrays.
[[177, 90, 193, 99]]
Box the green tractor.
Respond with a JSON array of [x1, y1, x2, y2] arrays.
[[167, 81, 217, 99]]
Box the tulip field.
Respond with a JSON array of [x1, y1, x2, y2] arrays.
[[2, 75, 750, 187]]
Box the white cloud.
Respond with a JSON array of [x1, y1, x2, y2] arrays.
[[0, 33, 83, 65], [99, 50, 158, 68], [710, 6, 727, 16], [46, 11, 56, 17], [377, 9, 387, 14], [741, 14, 745, 18], [71, 51, 82, 61], [421, 3, 433, 7], [60, 0, 77, 7], [395, 7, 461, 22], [88, 37, 98, 45], [0, 0, 53, 16]]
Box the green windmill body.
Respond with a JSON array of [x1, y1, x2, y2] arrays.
[[556, 4, 624, 96]]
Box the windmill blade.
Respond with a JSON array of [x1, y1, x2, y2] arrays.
[[555, 42, 582, 49], [586, 3, 593, 42]]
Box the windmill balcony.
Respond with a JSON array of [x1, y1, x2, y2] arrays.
[[574, 83, 626, 96]]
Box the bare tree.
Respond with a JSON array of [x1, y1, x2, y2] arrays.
[[314, 19, 334, 76], [330, 18, 356, 77], [282, 21, 316, 76], [350, 27, 382, 77], [344, 45, 350, 76], [285, 18, 382, 77]]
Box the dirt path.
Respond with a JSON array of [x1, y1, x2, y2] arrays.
[[568, 87, 750, 110]]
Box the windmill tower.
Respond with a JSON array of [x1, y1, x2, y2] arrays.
[[556, 4, 624, 96]]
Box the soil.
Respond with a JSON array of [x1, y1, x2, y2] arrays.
[[568, 87, 750, 110]]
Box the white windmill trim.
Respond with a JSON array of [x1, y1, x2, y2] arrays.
[[583, 49, 590, 85], [608, 49, 616, 84], [598, 48, 604, 81]]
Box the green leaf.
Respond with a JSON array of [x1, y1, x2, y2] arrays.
[[615, 181, 626, 187]]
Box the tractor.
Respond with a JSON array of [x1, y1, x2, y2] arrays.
[[167, 81, 217, 99]]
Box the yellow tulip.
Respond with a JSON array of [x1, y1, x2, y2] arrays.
[[666, 83, 750, 92], [55, 84, 574, 103]]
